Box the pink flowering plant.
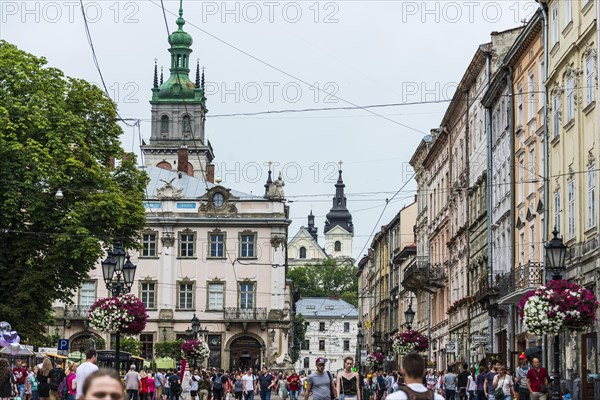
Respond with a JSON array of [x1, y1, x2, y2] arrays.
[[88, 293, 148, 335], [181, 339, 210, 361], [390, 329, 429, 355], [518, 280, 598, 336], [364, 351, 384, 368]]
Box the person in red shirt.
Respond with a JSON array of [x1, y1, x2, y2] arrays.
[[526, 357, 549, 400], [13, 361, 28, 400], [286, 370, 300, 400], [140, 371, 150, 400]]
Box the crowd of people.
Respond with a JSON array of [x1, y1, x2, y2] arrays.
[[0, 350, 567, 400]]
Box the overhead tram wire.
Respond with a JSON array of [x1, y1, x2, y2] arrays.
[[78, 0, 136, 128], [148, 0, 427, 135]]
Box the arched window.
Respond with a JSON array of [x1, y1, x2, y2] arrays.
[[182, 115, 192, 133], [299, 247, 307, 259], [161, 115, 169, 133], [334, 241, 342, 252]]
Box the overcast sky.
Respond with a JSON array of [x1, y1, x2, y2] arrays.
[[2, 0, 538, 260]]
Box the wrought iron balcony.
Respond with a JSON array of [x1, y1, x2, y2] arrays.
[[64, 305, 91, 319], [402, 261, 445, 293], [498, 261, 543, 305], [223, 307, 267, 321]]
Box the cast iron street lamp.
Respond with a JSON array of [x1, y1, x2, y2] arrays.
[[162, 328, 167, 341], [544, 228, 567, 400], [101, 243, 137, 375], [357, 327, 364, 372], [404, 303, 416, 330]]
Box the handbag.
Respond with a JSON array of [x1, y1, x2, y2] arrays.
[[493, 378, 504, 398]]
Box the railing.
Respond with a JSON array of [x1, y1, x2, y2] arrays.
[[402, 261, 445, 292], [497, 262, 543, 298], [64, 305, 91, 318], [223, 307, 267, 320]]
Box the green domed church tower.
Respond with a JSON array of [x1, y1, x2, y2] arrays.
[[142, 0, 214, 176]]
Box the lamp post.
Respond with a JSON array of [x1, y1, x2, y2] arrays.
[[357, 327, 364, 372], [544, 228, 567, 400], [101, 243, 137, 375], [404, 302, 416, 331], [162, 328, 167, 341]]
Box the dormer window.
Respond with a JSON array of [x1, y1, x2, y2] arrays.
[[161, 115, 169, 133], [182, 115, 192, 134]]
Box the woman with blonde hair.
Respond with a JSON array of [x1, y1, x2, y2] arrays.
[[66, 363, 77, 400], [37, 358, 52, 400]]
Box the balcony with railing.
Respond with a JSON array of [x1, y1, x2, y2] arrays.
[[402, 261, 445, 293], [449, 305, 469, 328], [498, 261, 543, 305], [64, 305, 91, 319], [223, 307, 267, 321]]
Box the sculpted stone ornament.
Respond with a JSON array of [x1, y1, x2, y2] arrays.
[[267, 172, 285, 200], [157, 178, 183, 200], [199, 186, 239, 214]]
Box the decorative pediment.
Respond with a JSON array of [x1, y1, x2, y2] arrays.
[[198, 186, 238, 214], [536, 199, 544, 213], [516, 216, 524, 229], [156, 178, 184, 200], [526, 206, 535, 221]]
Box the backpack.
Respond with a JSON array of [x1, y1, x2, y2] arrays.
[[58, 375, 70, 400], [213, 374, 223, 390], [397, 386, 435, 400], [50, 368, 65, 391], [169, 375, 182, 395]]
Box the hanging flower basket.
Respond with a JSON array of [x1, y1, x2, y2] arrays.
[[364, 351, 384, 368], [181, 339, 210, 361], [391, 329, 429, 355], [518, 280, 598, 336], [88, 293, 148, 335]]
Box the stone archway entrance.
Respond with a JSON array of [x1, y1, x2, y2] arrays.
[[229, 337, 262, 371]]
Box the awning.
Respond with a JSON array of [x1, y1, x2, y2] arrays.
[[1, 346, 34, 356], [155, 357, 176, 369], [45, 353, 67, 359]]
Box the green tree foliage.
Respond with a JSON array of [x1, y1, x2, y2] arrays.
[[0, 41, 149, 341], [287, 259, 359, 306], [291, 314, 306, 363], [120, 337, 142, 357], [155, 340, 183, 360]]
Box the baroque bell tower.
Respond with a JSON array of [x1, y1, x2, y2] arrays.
[[141, 0, 214, 176]]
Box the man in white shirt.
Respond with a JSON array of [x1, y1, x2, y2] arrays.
[[386, 353, 444, 400], [75, 349, 99, 399], [241, 368, 257, 400]]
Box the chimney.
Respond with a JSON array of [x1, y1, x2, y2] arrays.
[[177, 146, 189, 174], [206, 163, 215, 183]]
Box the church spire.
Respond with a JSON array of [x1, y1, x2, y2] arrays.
[[324, 161, 353, 234], [264, 161, 273, 197], [307, 210, 318, 241], [160, 66, 164, 84], [195, 59, 200, 88], [153, 59, 158, 88]]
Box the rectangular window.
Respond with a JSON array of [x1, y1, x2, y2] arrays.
[[208, 283, 224, 310], [180, 233, 195, 257], [302, 340, 310, 350], [80, 281, 96, 307], [586, 56, 595, 106], [209, 233, 225, 258], [589, 166, 596, 229], [303, 357, 309, 369], [239, 234, 255, 258], [539, 58, 545, 111], [240, 283, 254, 309], [528, 72, 536, 121], [564, 0, 571, 26], [530, 224, 536, 261], [141, 282, 156, 309], [551, 3, 559, 45], [520, 232, 525, 265], [179, 283, 194, 309], [343, 340, 350, 351], [568, 180, 575, 239], [344, 322, 350, 333], [554, 192, 561, 233], [566, 76, 574, 122], [529, 147, 536, 190], [140, 334, 153, 359], [553, 94, 560, 137], [517, 86, 524, 127], [319, 340, 325, 351], [519, 158, 525, 204], [142, 233, 157, 257], [319, 322, 325, 332]]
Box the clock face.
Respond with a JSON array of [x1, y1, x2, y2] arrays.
[[210, 337, 220, 345], [213, 192, 225, 208]]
